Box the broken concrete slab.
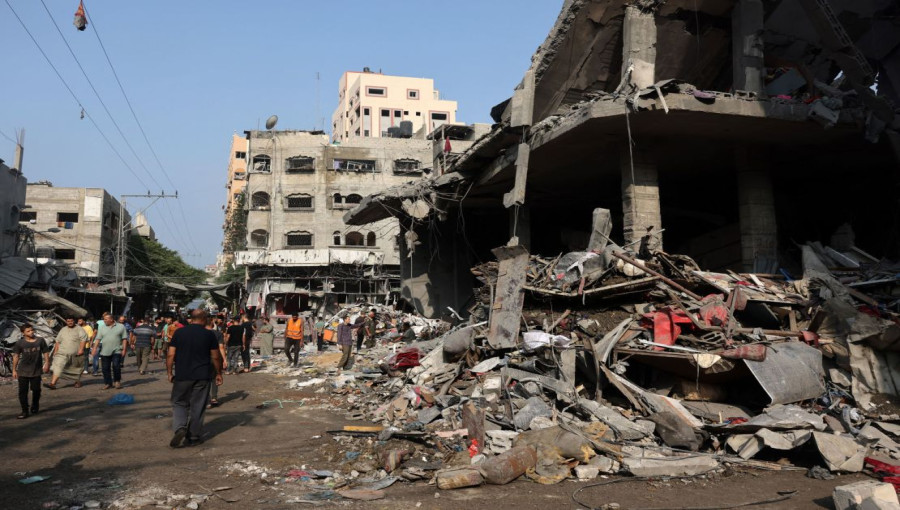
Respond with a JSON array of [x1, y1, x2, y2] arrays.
[[622, 453, 719, 477], [813, 431, 869, 473], [487, 244, 529, 349], [833, 480, 900, 510]]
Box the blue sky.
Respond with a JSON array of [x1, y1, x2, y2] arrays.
[[1, 0, 561, 267]]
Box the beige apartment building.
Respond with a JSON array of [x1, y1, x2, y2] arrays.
[[220, 133, 249, 271], [331, 69, 458, 142], [233, 129, 432, 318], [20, 182, 130, 281]]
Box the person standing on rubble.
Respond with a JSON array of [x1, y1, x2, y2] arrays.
[[12, 323, 50, 419], [256, 317, 275, 357], [224, 319, 245, 375], [47, 316, 88, 389], [166, 309, 223, 447], [363, 309, 377, 349], [91, 313, 128, 390], [336, 315, 355, 371], [284, 312, 303, 367], [302, 313, 315, 355], [315, 315, 326, 352]]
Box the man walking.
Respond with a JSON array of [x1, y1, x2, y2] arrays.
[[12, 323, 50, 419], [47, 317, 87, 389], [167, 309, 223, 447], [284, 312, 303, 367], [315, 315, 326, 352], [240, 315, 254, 373], [206, 316, 227, 407], [224, 319, 245, 375], [131, 318, 156, 375], [91, 313, 128, 390], [78, 317, 94, 375], [302, 313, 315, 355]]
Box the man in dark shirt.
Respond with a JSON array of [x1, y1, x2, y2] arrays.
[[131, 318, 156, 375], [240, 315, 254, 373], [166, 309, 223, 447], [12, 323, 50, 419], [224, 321, 245, 375]]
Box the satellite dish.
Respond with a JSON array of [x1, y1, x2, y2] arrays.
[[265, 115, 278, 130]]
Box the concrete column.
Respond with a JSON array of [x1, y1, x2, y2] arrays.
[[623, 5, 657, 89], [731, 0, 765, 95], [621, 149, 662, 248], [736, 147, 778, 272]]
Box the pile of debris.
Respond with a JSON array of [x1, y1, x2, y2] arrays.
[[278, 234, 900, 501]]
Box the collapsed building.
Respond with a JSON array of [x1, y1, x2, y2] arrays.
[[345, 0, 900, 319]]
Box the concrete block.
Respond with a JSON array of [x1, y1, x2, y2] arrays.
[[589, 455, 620, 474], [575, 465, 600, 480], [833, 480, 900, 510]]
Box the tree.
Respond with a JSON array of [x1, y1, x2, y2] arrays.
[[126, 236, 206, 285]]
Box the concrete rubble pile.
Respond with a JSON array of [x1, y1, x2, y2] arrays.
[[271, 233, 900, 498]]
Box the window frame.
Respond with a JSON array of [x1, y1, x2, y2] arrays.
[[57, 212, 79, 223], [285, 155, 316, 173], [250, 229, 269, 248], [407, 89, 419, 100], [19, 211, 37, 223], [284, 230, 314, 248], [365, 86, 387, 97], [283, 193, 314, 211]]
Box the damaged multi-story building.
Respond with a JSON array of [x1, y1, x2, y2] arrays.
[[232, 130, 434, 319], [20, 182, 131, 282], [344, 0, 900, 319]]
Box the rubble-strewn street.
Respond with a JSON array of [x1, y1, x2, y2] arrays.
[[0, 354, 875, 510]]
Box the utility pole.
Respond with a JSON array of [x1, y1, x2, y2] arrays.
[[13, 129, 25, 172], [115, 192, 178, 302]]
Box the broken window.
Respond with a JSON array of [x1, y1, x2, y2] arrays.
[[285, 155, 315, 172], [233, 171, 246, 180], [345, 231, 364, 246], [367, 232, 376, 247], [345, 194, 363, 205], [285, 194, 313, 210], [333, 231, 342, 246], [252, 155, 271, 173], [55, 248, 75, 260], [430, 112, 448, 131], [250, 229, 269, 247], [57, 212, 79, 223], [394, 158, 422, 175], [332, 159, 378, 173], [19, 211, 36, 223], [285, 231, 313, 247], [251, 191, 270, 210], [333, 193, 343, 205], [235, 151, 246, 159], [366, 86, 386, 97]]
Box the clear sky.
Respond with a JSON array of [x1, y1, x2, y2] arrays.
[[1, 0, 562, 267]]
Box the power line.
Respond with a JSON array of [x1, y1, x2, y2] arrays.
[[82, 1, 203, 260], [3, 0, 151, 191], [38, 0, 163, 193], [0, 129, 16, 144]]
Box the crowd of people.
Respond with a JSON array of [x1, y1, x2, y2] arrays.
[[9, 307, 410, 447]]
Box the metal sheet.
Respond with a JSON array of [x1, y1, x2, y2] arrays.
[[487, 245, 529, 349], [0, 257, 35, 296], [744, 341, 826, 405]]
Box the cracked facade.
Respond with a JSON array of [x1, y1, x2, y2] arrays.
[[345, 0, 900, 319]]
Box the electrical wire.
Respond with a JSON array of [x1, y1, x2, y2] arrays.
[[38, 0, 163, 193], [3, 0, 152, 191], [0, 129, 16, 144], [571, 475, 796, 510], [82, 0, 201, 259]]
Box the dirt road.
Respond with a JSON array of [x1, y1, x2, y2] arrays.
[[0, 354, 866, 509]]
